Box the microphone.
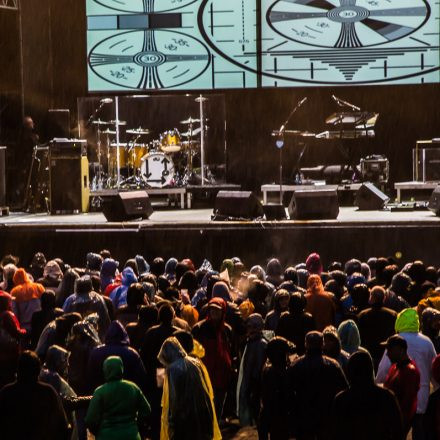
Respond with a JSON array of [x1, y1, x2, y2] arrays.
[[100, 98, 113, 104]]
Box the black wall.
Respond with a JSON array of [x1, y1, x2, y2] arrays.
[[15, 1, 440, 191]]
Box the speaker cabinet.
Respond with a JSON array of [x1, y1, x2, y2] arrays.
[[428, 186, 440, 216], [289, 189, 339, 220], [355, 182, 389, 211], [102, 191, 153, 222], [50, 155, 89, 214], [213, 191, 264, 220], [263, 204, 287, 220]]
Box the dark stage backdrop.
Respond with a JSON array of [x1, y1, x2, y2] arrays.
[[16, 0, 440, 192]]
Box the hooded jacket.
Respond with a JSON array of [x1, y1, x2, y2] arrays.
[[86, 356, 150, 440], [158, 337, 219, 440], [192, 297, 233, 390], [376, 308, 437, 414], [110, 268, 138, 308], [337, 319, 366, 355], [330, 352, 403, 440], [10, 268, 44, 331], [100, 259, 119, 293], [88, 321, 148, 394]]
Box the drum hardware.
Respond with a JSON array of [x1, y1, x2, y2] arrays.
[[109, 120, 127, 126], [91, 119, 111, 126]]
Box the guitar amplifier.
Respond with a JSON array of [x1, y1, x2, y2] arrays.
[[49, 139, 89, 214], [413, 140, 440, 182]]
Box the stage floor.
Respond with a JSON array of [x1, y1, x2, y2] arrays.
[[1, 207, 439, 268], [1, 207, 439, 227]]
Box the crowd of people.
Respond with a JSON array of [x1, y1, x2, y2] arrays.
[[0, 250, 440, 440]]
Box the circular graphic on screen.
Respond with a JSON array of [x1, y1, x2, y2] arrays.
[[88, 29, 211, 89], [93, 0, 197, 13], [267, 0, 430, 48]]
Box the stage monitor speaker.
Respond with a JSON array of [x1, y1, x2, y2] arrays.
[[263, 204, 287, 220], [213, 191, 264, 220], [50, 156, 89, 214], [288, 189, 339, 220], [46, 109, 70, 139], [428, 186, 440, 216], [102, 191, 153, 222], [355, 182, 389, 211]]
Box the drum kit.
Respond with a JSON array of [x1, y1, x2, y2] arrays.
[[91, 116, 203, 189]]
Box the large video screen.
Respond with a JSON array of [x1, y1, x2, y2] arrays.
[[87, 0, 440, 91]]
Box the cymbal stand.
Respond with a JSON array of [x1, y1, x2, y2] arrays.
[[274, 97, 308, 204], [196, 95, 207, 186]]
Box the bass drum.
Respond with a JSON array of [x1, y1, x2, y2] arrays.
[[141, 152, 175, 188]]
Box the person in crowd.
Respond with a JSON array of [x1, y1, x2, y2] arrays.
[[56, 268, 80, 308], [28, 252, 46, 282], [358, 285, 397, 370], [126, 304, 158, 352], [36, 312, 82, 360], [323, 325, 350, 370], [85, 356, 150, 440], [0, 350, 70, 440], [418, 286, 440, 315], [193, 297, 233, 419], [382, 334, 421, 435], [376, 308, 437, 440], [109, 266, 138, 308], [100, 258, 119, 294], [10, 267, 45, 332], [304, 274, 336, 331], [0, 263, 18, 292], [38, 259, 63, 290], [287, 331, 348, 440], [386, 272, 411, 312], [116, 282, 148, 328], [276, 292, 315, 355], [85, 252, 103, 277], [420, 307, 440, 353], [305, 253, 323, 275], [87, 320, 148, 394], [258, 336, 294, 440], [425, 354, 440, 440], [31, 289, 63, 348], [367, 257, 389, 288], [164, 257, 178, 283], [158, 337, 219, 440], [337, 319, 367, 355], [266, 258, 283, 287], [237, 313, 268, 426], [0, 291, 26, 388], [329, 351, 403, 440], [63, 275, 110, 339], [67, 315, 101, 396], [140, 302, 180, 440], [39, 344, 92, 439], [264, 289, 290, 331], [344, 259, 362, 276]]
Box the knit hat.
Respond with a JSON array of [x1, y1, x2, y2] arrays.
[[306, 253, 323, 275]]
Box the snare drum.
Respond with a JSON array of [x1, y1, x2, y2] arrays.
[[160, 130, 181, 153], [141, 152, 175, 188], [108, 144, 127, 169]]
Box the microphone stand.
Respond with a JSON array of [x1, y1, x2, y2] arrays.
[[275, 97, 307, 205]]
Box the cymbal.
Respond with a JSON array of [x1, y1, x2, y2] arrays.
[[181, 127, 202, 137], [180, 117, 200, 125], [92, 119, 110, 125], [110, 142, 147, 148], [195, 96, 208, 103], [126, 128, 151, 135], [109, 120, 127, 126], [102, 129, 116, 135]]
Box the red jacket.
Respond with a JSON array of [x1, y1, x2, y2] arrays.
[[384, 359, 420, 432]]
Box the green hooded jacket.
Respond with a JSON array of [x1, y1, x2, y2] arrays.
[[85, 356, 150, 440], [395, 308, 420, 334]]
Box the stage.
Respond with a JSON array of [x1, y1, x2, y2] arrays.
[[1, 207, 439, 268]]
